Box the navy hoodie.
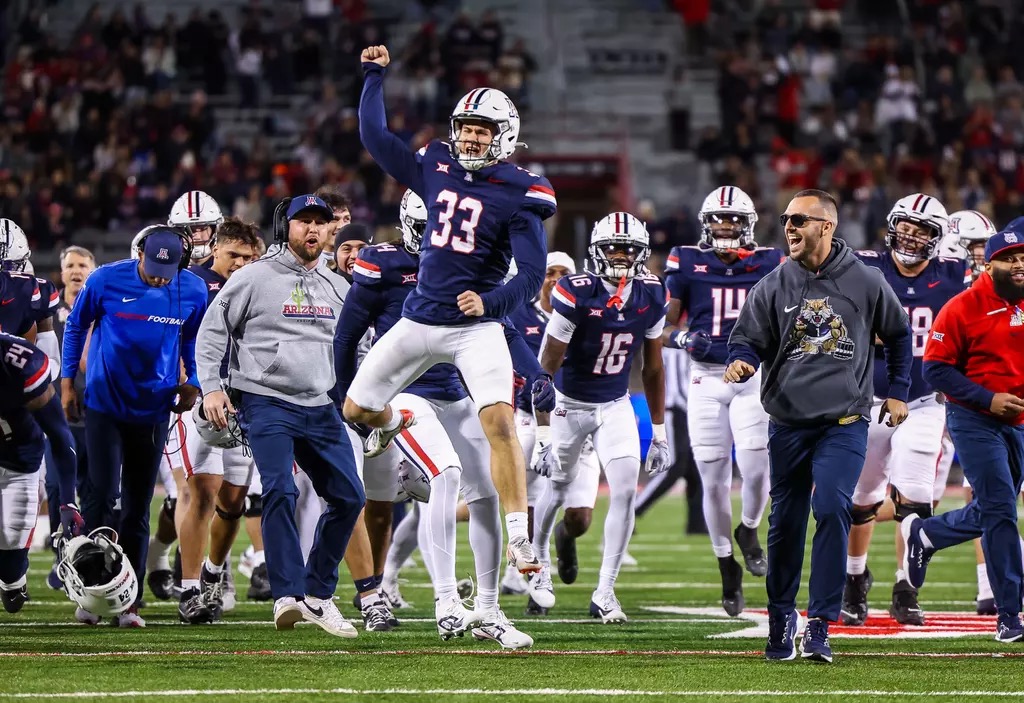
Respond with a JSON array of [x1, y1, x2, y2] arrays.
[[727, 238, 913, 426]]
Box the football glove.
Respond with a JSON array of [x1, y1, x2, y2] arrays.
[[644, 439, 671, 476], [531, 440, 559, 478], [531, 374, 556, 413], [59, 503, 85, 540], [673, 329, 712, 361]]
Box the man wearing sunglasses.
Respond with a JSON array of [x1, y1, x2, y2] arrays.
[[840, 193, 968, 630], [724, 188, 913, 663]]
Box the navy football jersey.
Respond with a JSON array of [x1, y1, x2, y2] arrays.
[[856, 250, 969, 401], [0, 271, 58, 336], [665, 246, 785, 365], [189, 260, 228, 308], [0, 333, 51, 473], [351, 243, 466, 401], [550, 272, 667, 403], [506, 301, 549, 411], [403, 141, 557, 325]]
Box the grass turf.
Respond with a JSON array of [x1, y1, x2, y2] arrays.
[[2, 491, 1022, 702]]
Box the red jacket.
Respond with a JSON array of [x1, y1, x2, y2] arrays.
[[924, 272, 1024, 424]]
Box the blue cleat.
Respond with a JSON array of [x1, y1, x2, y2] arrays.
[[765, 609, 797, 661], [799, 618, 833, 663], [901, 514, 935, 590]]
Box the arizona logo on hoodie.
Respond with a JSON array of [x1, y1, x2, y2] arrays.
[[282, 283, 335, 320]]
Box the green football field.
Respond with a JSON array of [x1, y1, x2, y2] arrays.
[[3, 491, 1023, 702]]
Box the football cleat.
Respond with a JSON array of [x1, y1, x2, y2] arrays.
[[839, 568, 873, 626], [248, 563, 272, 601], [364, 409, 415, 458], [765, 610, 797, 661], [1, 584, 29, 614], [890, 580, 925, 626], [221, 566, 236, 612], [273, 596, 303, 630], [361, 598, 396, 632], [499, 565, 529, 595], [995, 614, 1024, 643], [147, 569, 175, 600], [554, 521, 578, 584], [506, 535, 542, 574], [110, 606, 146, 628], [435, 597, 483, 640], [200, 564, 225, 620], [901, 514, 934, 589], [301, 596, 359, 638], [977, 596, 997, 616], [178, 587, 215, 624], [238, 545, 256, 580], [734, 524, 767, 577], [75, 607, 102, 625], [381, 581, 412, 609], [589, 589, 627, 624], [799, 618, 833, 663], [718, 555, 745, 617], [526, 565, 556, 610], [472, 609, 534, 649]]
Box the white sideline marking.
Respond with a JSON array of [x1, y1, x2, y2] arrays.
[[0, 617, 730, 628]]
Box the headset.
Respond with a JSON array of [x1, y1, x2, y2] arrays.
[[134, 225, 195, 272], [272, 198, 293, 244]]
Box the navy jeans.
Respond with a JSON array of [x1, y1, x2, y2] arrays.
[[766, 418, 868, 621]]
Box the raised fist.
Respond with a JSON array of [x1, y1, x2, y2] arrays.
[[361, 45, 390, 67]]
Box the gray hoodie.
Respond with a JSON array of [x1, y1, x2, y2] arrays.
[[728, 238, 913, 426], [196, 249, 348, 406]]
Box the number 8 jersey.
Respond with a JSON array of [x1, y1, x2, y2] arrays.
[[665, 246, 785, 364], [854, 250, 968, 401], [549, 272, 667, 403]]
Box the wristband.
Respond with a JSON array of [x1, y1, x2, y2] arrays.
[[535, 424, 551, 443], [652, 423, 667, 442]]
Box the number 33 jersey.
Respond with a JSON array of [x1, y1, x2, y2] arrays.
[[855, 250, 968, 402], [550, 272, 667, 403], [665, 246, 785, 364]]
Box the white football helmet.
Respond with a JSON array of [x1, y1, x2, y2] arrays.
[[56, 528, 138, 617], [398, 189, 428, 254], [547, 251, 576, 275], [192, 401, 244, 449], [168, 190, 224, 261], [588, 212, 650, 281], [886, 193, 947, 265], [946, 209, 996, 276], [397, 460, 431, 503], [449, 88, 521, 170], [0, 218, 31, 272], [129, 230, 145, 260], [698, 186, 758, 251]]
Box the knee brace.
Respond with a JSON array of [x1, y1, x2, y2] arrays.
[[851, 501, 883, 526], [215, 504, 245, 522], [243, 493, 263, 518], [891, 486, 933, 522], [162, 496, 177, 519]]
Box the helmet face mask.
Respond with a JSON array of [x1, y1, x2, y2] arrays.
[[193, 402, 245, 449], [168, 191, 224, 261], [449, 88, 521, 171], [947, 209, 997, 277], [587, 213, 651, 281], [698, 187, 758, 251], [885, 193, 947, 266], [56, 528, 138, 617], [398, 190, 428, 254], [0, 219, 31, 272]]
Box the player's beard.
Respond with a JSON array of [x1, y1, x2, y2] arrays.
[[990, 266, 1024, 303]]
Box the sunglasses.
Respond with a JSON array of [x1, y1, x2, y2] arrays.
[[779, 213, 829, 228]]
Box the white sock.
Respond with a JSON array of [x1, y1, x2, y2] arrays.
[[532, 480, 570, 565], [360, 593, 379, 609], [697, 457, 735, 558], [252, 549, 266, 568], [204, 558, 223, 574], [182, 578, 200, 592], [0, 575, 27, 590], [597, 457, 640, 593], [978, 564, 994, 600], [383, 503, 421, 586], [504, 511, 529, 542], [147, 537, 173, 572], [425, 467, 461, 602], [382, 406, 401, 432], [468, 496, 502, 613], [895, 568, 908, 584], [846, 554, 868, 576]]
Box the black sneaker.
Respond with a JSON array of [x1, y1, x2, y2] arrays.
[[524, 596, 549, 616], [147, 569, 175, 601], [839, 569, 873, 626], [718, 555, 745, 617], [179, 587, 215, 624], [247, 563, 272, 601], [554, 521, 578, 585], [734, 524, 767, 577], [1, 584, 29, 613], [890, 579, 925, 626], [200, 565, 225, 620], [361, 598, 396, 632]]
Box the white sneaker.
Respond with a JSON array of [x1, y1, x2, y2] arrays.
[[381, 580, 412, 609], [620, 549, 638, 567], [506, 535, 541, 574], [435, 597, 483, 640], [472, 609, 534, 649], [238, 546, 255, 579], [365, 409, 416, 457], [112, 608, 146, 628], [590, 589, 627, 624], [274, 596, 304, 630], [500, 565, 529, 595], [527, 565, 556, 609], [301, 596, 358, 638], [75, 607, 101, 625]]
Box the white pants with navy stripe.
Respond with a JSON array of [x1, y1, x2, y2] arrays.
[[0, 467, 38, 551]]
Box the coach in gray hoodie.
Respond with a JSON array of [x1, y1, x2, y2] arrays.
[[725, 189, 913, 663], [196, 194, 364, 638]]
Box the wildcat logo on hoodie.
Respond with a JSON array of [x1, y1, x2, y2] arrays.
[[787, 296, 855, 361], [282, 283, 336, 320]]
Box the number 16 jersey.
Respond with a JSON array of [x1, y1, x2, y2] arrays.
[[665, 246, 785, 364]]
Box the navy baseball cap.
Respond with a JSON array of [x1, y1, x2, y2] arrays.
[[286, 194, 333, 222], [142, 228, 184, 279], [984, 224, 1024, 262]]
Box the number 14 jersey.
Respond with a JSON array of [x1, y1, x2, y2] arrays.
[[665, 246, 785, 365]]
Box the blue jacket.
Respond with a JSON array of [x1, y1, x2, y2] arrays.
[[61, 259, 208, 423]]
